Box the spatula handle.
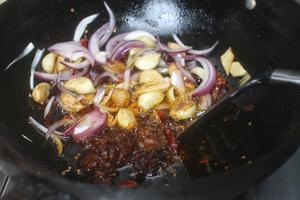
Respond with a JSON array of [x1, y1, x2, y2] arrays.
[[270, 68, 300, 86]]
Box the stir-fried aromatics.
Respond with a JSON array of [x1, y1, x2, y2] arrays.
[[28, 1, 232, 186]]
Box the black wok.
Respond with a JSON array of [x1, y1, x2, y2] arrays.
[[0, 0, 300, 199]]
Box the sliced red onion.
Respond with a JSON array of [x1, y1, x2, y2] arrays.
[[110, 40, 145, 61], [94, 71, 119, 85], [67, 66, 89, 79], [71, 50, 94, 66], [124, 30, 156, 42], [48, 41, 95, 66], [100, 71, 119, 81], [183, 54, 197, 61], [171, 70, 186, 94], [101, 71, 119, 81], [87, 2, 115, 64], [105, 33, 128, 55], [179, 56, 185, 66], [44, 96, 55, 118], [34, 70, 73, 81], [187, 60, 197, 70], [4, 42, 35, 71], [172, 34, 218, 56], [172, 34, 189, 48], [188, 41, 219, 56], [172, 56, 196, 83], [191, 57, 217, 96], [34, 67, 89, 82], [93, 87, 106, 105], [30, 48, 45, 89], [64, 108, 107, 141], [88, 23, 109, 64], [28, 116, 63, 138], [46, 119, 75, 140], [101, 2, 116, 47], [123, 68, 131, 90], [157, 37, 191, 53], [89, 69, 99, 82], [73, 13, 100, 42], [61, 59, 90, 69], [28, 116, 48, 135]]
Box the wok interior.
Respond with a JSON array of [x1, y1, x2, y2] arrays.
[[0, 0, 300, 184]]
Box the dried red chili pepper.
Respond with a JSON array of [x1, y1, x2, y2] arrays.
[[216, 72, 227, 85], [80, 39, 88, 47], [244, 104, 255, 112], [165, 128, 178, 153], [118, 180, 138, 188], [198, 156, 209, 165], [157, 110, 168, 121]]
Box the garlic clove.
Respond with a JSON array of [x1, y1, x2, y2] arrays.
[[138, 91, 164, 111], [136, 77, 171, 95], [135, 53, 161, 70], [170, 98, 197, 121], [139, 69, 163, 84], [42, 53, 57, 73], [64, 77, 95, 95], [116, 108, 137, 129], [60, 93, 85, 112], [32, 82, 51, 105], [111, 88, 130, 108], [136, 36, 156, 48], [221, 47, 234, 76]]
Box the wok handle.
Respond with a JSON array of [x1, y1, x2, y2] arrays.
[[270, 68, 300, 86]]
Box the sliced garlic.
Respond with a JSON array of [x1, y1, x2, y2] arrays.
[[135, 53, 161, 70], [170, 98, 197, 121], [60, 93, 85, 112], [229, 61, 247, 77], [185, 81, 196, 92], [116, 108, 137, 129], [221, 47, 234, 76], [32, 82, 51, 105], [166, 87, 176, 103], [168, 62, 177, 77], [136, 77, 171, 95], [127, 48, 142, 67], [107, 112, 117, 127], [156, 102, 170, 110], [124, 30, 156, 42], [167, 42, 181, 50], [191, 67, 205, 80], [103, 60, 126, 74], [130, 72, 141, 88], [55, 56, 66, 72], [198, 94, 212, 111], [80, 93, 95, 106], [171, 70, 186, 94], [111, 88, 130, 108], [139, 70, 163, 84], [129, 102, 140, 116], [239, 73, 252, 86], [138, 91, 164, 111], [137, 36, 156, 48], [64, 77, 95, 95], [42, 53, 57, 73]]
